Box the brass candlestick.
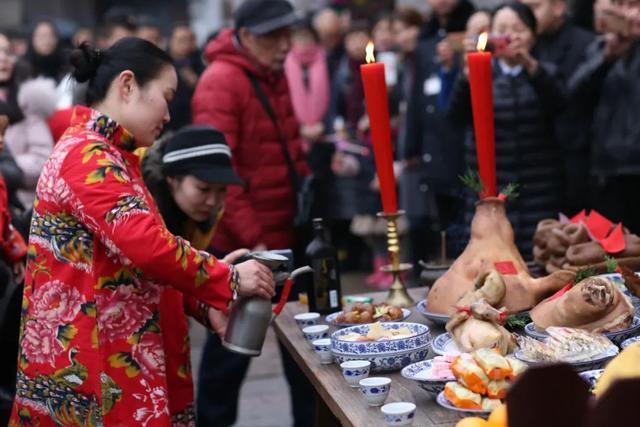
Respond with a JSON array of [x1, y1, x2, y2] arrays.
[[378, 211, 415, 308]]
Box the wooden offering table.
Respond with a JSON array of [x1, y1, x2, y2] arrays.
[[273, 288, 466, 427]]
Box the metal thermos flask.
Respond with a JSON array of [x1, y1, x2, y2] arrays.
[[222, 252, 311, 356]]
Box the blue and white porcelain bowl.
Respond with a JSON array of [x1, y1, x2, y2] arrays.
[[381, 402, 416, 426], [332, 344, 430, 372], [340, 360, 371, 387], [331, 322, 431, 354], [303, 325, 330, 345], [621, 336, 640, 349], [312, 338, 333, 365], [524, 316, 640, 346], [401, 359, 453, 396], [579, 369, 604, 393], [294, 312, 320, 329], [416, 300, 449, 325], [359, 377, 391, 406]]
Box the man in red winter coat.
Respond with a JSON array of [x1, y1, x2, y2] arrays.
[[192, 1, 315, 426], [192, 0, 308, 254]]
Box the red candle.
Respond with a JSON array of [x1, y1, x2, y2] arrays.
[[360, 42, 398, 214], [467, 33, 496, 198]]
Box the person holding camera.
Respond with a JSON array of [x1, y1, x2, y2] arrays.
[[521, 0, 595, 215], [568, 0, 640, 233], [448, 2, 565, 256]]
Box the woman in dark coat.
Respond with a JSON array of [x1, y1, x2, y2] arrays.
[[448, 2, 565, 258], [24, 21, 67, 83]]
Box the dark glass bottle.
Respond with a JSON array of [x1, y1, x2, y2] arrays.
[[305, 218, 342, 314]]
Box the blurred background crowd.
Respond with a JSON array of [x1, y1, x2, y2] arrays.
[[0, 0, 638, 285], [0, 0, 639, 425]]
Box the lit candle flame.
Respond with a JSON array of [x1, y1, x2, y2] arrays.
[[477, 32, 488, 51], [365, 41, 375, 64]]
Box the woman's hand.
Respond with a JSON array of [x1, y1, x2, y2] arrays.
[[179, 66, 199, 89], [603, 32, 633, 60], [628, 7, 640, 39], [512, 46, 538, 75], [301, 123, 325, 142], [223, 248, 250, 264], [331, 151, 360, 177], [235, 259, 275, 300], [208, 307, 228, 338]]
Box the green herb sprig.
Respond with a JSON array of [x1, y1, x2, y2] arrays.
[[459, 169, 484, 194], [505, 313, 531, 331], [500, 183, 520, 201]]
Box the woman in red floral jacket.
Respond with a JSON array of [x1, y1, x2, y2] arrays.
[[9, 38, 275, 427]]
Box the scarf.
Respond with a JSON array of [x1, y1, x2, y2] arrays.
[[284, 45, 330, 125], [25, 47, 65, 81]]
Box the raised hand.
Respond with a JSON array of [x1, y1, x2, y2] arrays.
[[235, 259, 275, 300]]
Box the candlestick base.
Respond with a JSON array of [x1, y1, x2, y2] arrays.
[[377, 211, 415, 308]]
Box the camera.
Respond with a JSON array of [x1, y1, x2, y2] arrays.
[[597, 8, 630, 36]]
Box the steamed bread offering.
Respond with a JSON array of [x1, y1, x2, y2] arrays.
[[443, 349, 527, 411], [338, 322, 416, 342]]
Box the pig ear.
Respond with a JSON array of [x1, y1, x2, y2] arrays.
[[473, 271, 489, 290]]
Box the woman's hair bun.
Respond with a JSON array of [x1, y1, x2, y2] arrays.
[[70, 42, 103, 83]]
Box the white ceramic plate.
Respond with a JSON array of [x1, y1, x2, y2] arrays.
[[400, 359, 454, 382], [416, 300, 450, 325], [524, 317, 640, 346], [431, 333, 461, 356], [514, 345, 619, 369], [435, 391, 491, 414]]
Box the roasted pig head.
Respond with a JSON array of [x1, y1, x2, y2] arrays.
[[530, 276, 634, 333]]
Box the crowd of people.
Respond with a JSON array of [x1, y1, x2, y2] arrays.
[[0, 0, 639, 425]]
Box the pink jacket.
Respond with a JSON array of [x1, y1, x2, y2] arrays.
[[6, 77, 56, 208]]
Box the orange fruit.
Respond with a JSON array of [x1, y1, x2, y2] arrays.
[[487, 403, 508, 427], [455, 417, 489, 427]]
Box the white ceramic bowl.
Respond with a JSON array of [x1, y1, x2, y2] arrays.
[[381, 402, 416, 426], [340, 360, 371, 387], [331, 322, 432, 372], [303, 325, 329, 345], [312, 338, 333, 365], [359, 377, 391, 407], [294, 312, 320, 329]]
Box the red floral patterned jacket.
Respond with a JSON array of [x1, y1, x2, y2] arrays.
[[9, 108, 236, 427]]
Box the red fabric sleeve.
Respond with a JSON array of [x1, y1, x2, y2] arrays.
[[183, 295, 212, 329], [61, 141, 235, 313]]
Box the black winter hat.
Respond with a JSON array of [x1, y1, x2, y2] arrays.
[[234, 0, 299, 35], [162, 125, 243, 185]]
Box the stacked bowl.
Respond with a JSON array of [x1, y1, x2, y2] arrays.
[[330, 322, 431, 372]]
